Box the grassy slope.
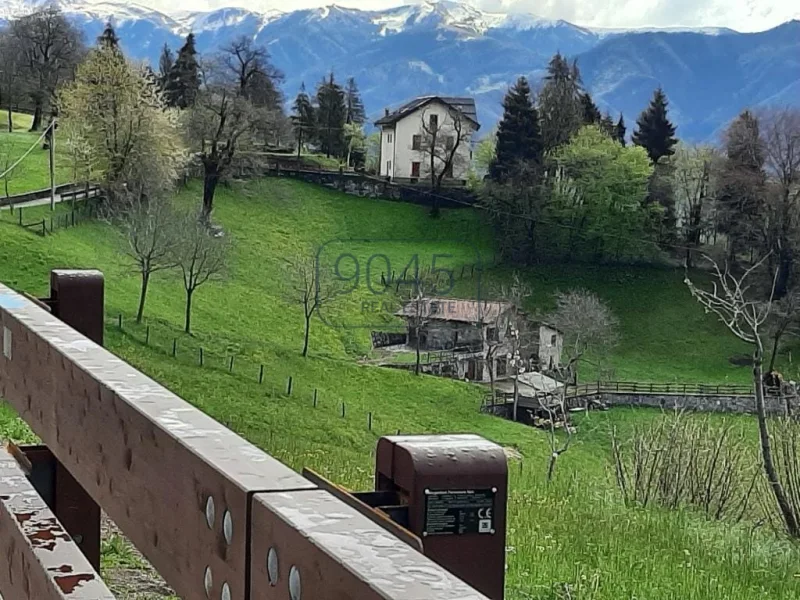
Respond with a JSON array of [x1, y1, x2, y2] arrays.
[[0, 112, 72, 196], [0, 177, 797, 599]]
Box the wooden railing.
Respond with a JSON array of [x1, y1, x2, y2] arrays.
[[565, 381, 757, 398]]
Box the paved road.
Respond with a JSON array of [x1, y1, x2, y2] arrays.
[[13, 194, 64, 209]]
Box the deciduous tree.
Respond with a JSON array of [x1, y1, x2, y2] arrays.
[[112, 194, 181, 323], [547, 288, 620, 385], [173, 211, 230, 334], [667, 144, 720, 266], [10, 7, 84, 131], [549, 125, 656, 261], [58, 37, 185, 202], [184, 58, 256, 220], [283, 251, 340, 357]]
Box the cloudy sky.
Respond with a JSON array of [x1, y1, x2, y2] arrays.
[[154, 0, 800, 32]]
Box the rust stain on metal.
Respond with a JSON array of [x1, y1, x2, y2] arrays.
[[54, 573, 95, 593], [0, 447, 115, 599]]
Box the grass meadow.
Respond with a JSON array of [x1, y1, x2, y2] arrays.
[[0, 176, 798, 598]]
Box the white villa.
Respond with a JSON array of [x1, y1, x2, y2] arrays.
[[374, 96, 480, 184]]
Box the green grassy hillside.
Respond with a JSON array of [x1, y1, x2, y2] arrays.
[[0, 112, 71, 196], [0, 178, 797, 599]]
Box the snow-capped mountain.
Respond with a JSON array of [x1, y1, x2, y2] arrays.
[[2, 0, 798, 140]]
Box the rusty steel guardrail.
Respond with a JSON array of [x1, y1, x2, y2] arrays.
[[0, 271, 493, 600]]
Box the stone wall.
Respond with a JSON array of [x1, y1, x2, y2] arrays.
[[267, 168, 478, 209], [593, 392, 797, 416]]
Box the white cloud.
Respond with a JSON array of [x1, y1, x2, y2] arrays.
[[128, 0, 800, 32]]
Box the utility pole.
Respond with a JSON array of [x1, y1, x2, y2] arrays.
[[48, 118, 56, 211]]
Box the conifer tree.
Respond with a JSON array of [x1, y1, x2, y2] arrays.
[[489, 76, 543, 182], [315, 73, 346, 159], [539, 53, 583, 150], [293, 83, 315, 158], [632, 87, 677, 163], [616, 114, 627, 146], [580, 92, 601, 125], [344, 77, 366, 125], [165, 33, 200, 109], [97, 22, 120, 50]]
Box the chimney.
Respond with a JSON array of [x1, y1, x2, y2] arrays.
[[384, 108, 390, 117]]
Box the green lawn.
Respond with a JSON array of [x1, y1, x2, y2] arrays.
[[0, 112, 72, 197], [0, 177, 798, 599]]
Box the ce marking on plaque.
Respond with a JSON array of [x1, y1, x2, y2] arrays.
[[478, 507, 493, 534]]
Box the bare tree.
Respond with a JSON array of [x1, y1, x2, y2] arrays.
[[758, 107, 800, 298], [0, 137, 24, 197], [112, 195, 180, 323], [0, 30, 26, 133], [547, 289, 620, 385], [283, 252, 339, 357], [220, 36, 283, 108], [418, 106, 469, 192], [173, 212, 230, 334], [686, 255, 800, 537], [670, 144, 719, 267], [10, 7, 84, 131], [185, 58, 257, 221], [496, 273, 535, 421]]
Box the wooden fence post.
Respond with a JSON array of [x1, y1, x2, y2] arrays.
[[172, 339, 177, 357], [229, 356, 235, 373], [259, 364, 264, 384], [287, 376, 293, 396], [341, 402, 346, 418], [313, 389, 318, 407], [145, 326, 150, 345], [199, 348, 204, 366], [368, 412, 372, 430], [118, 314, 123, 329]]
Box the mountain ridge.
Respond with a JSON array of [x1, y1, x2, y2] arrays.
[[2, 1, 798, 141]]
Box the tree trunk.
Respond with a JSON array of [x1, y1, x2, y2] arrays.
[[202, 167, 220, 221], [512, 366, 519, 422], [753, 346, 800, 537], [30, 102, 43, 132], [184, 289, 194, 334], [296, 130, 302, 160], [774, 248, 793, 299], [6, 106, 11, 133], [136, 271, 150, 324], [302, 314, 311, 357], [415, 325, 421, 375]]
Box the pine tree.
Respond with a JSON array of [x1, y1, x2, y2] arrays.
[[632, 87, 678, 163], [97, 22, 120, 50], [157, 43, 173, 91], [489, 76, 543, 183], [580, 92, 601, 125], [293, 83, 316, 158], [539, 53, 584, 150], [344, 77, 366, 125], [315, 73, 346, 159], [616, 114, 626, 146], [165, 33, 200, 109]]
